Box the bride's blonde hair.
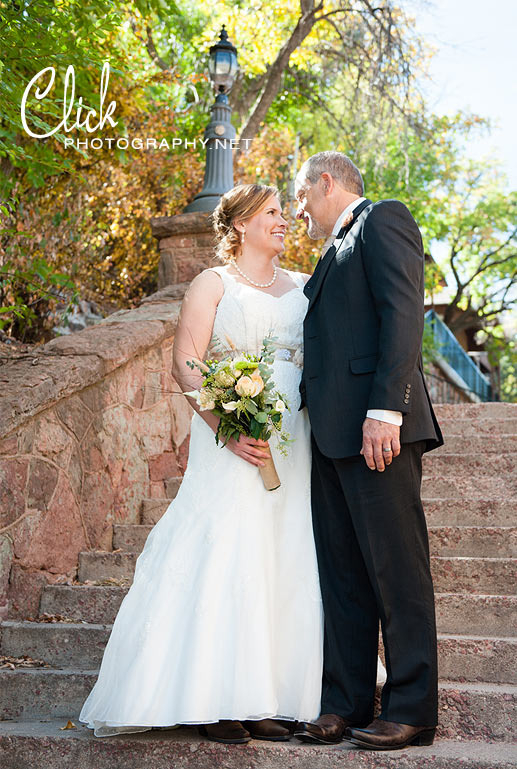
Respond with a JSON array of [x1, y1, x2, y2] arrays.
[[212, 183, 279, 263]]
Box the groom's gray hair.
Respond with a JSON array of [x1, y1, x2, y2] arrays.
[[301, 152, 364, 196]]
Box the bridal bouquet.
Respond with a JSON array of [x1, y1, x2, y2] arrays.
[[185, 336, 291, 490]]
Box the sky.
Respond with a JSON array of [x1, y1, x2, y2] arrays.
[[403, 0, 517, 188]]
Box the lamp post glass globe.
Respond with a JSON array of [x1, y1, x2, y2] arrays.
[[208, 26, 238, 95]]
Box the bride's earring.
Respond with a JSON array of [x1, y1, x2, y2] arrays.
[[241, 229, 246, 244]]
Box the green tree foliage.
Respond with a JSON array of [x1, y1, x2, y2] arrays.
[[0, 0, 208, 337], [0, 0, 515, 397], [0, 0, 125, 191]]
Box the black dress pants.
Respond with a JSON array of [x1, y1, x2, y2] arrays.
[[310, 436, 438, 727]]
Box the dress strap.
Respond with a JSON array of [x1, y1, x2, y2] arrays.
[[287, 269, 306, 289], [205, 265, 232, 287]]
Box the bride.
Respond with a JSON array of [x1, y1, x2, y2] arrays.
[[79, 183, 385, 744]]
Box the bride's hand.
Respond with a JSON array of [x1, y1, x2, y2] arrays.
[[226, 435, 270, 466]]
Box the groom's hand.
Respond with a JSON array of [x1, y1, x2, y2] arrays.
[[360, 418, 401, 472]]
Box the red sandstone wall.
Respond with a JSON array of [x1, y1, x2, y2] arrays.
[[0, 294, 191, 619]]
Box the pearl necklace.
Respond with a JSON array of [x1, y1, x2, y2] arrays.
[[231, 259, 278, 288]]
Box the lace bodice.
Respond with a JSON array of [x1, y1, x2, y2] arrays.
[[208, 266, 308, 361]]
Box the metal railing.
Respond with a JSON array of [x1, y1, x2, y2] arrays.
[[424, 310, 492, 401]]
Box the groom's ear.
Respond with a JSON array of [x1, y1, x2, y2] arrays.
[[320, 172, 333, 196]]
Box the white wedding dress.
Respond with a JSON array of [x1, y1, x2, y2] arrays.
[[80, 266, 387, 737], [80, 267, 325, 736]]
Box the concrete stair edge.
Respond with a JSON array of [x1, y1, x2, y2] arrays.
[[38, 585, 517, 637], [75, 550, 517, 595], [1, 621, 516, 685], [0, 669, 515, 743], [111, 523, 517, 558], [0, 722, 516, 769]]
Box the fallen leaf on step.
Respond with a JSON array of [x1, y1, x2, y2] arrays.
[[0, 654, 50, 669], [60, 721, 77, 730], [26, 613, 77, 623]]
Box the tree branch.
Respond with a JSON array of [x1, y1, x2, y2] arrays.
[[236, 0, 323, 155], [145, 25, 170, 72]]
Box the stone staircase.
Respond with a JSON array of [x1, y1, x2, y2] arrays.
[[0, 403, 516, 768]]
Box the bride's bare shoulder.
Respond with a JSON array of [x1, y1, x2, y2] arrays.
[[186, 268, 225, 302]]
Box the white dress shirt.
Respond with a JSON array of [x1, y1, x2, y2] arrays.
[[330, 199, 403, 428]]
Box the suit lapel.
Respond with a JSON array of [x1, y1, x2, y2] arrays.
[[304, 198, 372, 311], [303, 243, 334, 301]]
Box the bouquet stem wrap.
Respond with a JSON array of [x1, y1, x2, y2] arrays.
[[259, 454, 281, 491]]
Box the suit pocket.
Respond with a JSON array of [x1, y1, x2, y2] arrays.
[[349, 354, 378, 374]]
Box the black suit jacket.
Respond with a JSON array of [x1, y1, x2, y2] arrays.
[[300, 198, 443, 459]]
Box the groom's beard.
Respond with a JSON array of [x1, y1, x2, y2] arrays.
[[304, 214, 328, 240]]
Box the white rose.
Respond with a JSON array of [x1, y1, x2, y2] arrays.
[[222, 401, 238, 411], [275, 399, 286, 412], [198, 390, 216, 411], [235, 375, 255, 397], [250, 370, 264, 396]]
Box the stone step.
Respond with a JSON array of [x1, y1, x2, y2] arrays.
[[438, 417, 517, 438], [0, 621, 108, 669], [437, 634, 517, 684], [113, 524, 152, 551], [139, 478, 181, 525], [141, 498, 171, 525], [0, 669, 514, 742], [435, 593, 517, 637], [2, 620, 516, 685], [435, 434, 517, 454], [422, 475, 516, 500], [1, 724, 517, 769], [433, 403, 517, 420], [428, 527, 517, 558], [40, 584, 128, 624], [0, 668, 97, 721], [78, 551, 137, 583], [431, 557, 516, 595], [422, 453, 517, 478], [144, 495, 517, 528], [423, 498, 517, 527], [77, 550, 516, 594], [113, 523, 517, 558], [5, 720, 517, 769], [39, 585, 517, 636], [437, 680, 517, 742]]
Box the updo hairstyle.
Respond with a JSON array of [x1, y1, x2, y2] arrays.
[[212, 183, 279, 263]]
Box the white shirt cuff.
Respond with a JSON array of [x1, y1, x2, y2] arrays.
[[366, 409, 403, 426]]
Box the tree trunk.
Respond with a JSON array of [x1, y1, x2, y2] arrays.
[[235, 1, 322, 157]]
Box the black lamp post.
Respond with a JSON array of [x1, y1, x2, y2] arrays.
[[184, 27, 239, 213]]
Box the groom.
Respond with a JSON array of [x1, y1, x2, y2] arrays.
[[293, 152, 443, 751]]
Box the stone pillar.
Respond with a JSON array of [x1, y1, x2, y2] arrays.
[[151, 212, 216, 289]]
